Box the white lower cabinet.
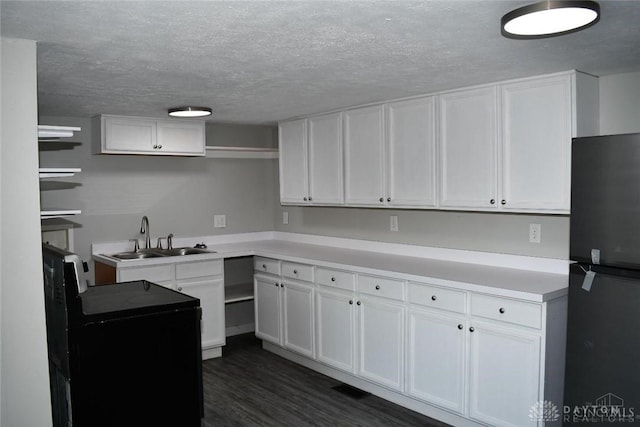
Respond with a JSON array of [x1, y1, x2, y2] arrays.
[[315, 288, 355, 373], [115, 259, 225, 358], [255, 260, 565, 427], [407, 308, 466, 414], [254, 274, 282, 345], [357, 295, 404, 392], [468, 322, 541, 427]]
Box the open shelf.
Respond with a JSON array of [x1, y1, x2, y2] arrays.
[[41, 208, 81, 219], [205, 146, 278, 159], [38, 125, 81, 140], [225, 282, 254, 304], [39, 167, 81, 178]]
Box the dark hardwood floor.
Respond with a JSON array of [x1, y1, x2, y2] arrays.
[[201, 334, 451, 427]]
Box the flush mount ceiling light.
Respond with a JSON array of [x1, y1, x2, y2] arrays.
[[168, 106, 212, 118], [501, 1, 600, 39]]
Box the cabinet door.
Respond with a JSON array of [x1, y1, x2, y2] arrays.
[[439, 87, 498, 209], [308, 113, 343, 205], [156, 121, 205, 156], [387, 97, 437, 207], [407, 309, 466, 414], [344, 105, 385, 206], [254, 275, 281, 345], [357, 295, 404, 391], [104, 116, 156, 154], [178, 278, 225, 349], [468, 322, 541, 427], [279, 119, 309, 204], [316, 289, 355, 373], [282, 280, 314, 358], [501, 75, 572, 211]]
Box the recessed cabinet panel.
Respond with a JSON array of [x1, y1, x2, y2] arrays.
[[408, 309, 466, 414], [501, 75, 572, 211], [316, 289, 355, 373], [282, 280, 314, 358], [178, 278, 225, 349], [104, 117, 156, 153], [468, 323, 541, 427], [357, 296, 404, 391], [387, 97, 437, 207], [439, 87, 498, 209], [344, 105, 385, 206], [308, 113, 343, 204], [279, 119, 308, 204], [254, 275, 281, 345], [156, 121, 205, 155]]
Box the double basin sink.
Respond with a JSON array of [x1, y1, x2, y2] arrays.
[[107, 247, 215, 260]]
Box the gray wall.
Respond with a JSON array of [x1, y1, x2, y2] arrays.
[[274, 72, 640, 260], [1, 38, 52, 427], [39, 117, 278, 264]]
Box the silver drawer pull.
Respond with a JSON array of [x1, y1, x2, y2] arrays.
[[375, 285, 380, 290], [431, 295, 437, 301], [499, 307, 505, 314], [331, 277, 336, 282], [293, 269, 298, 274], [262, 264, 266, 269]]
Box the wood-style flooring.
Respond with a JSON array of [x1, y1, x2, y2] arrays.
[[201, 334, 451, 427]]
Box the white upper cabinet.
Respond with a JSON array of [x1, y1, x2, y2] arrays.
[[279, 115, 343, 205], [386, 97, 437, 207], [439, 87, 498, 209], [308, 113, 344, 204], [94, 115, 205, 156], [344, 105, 386, 206], [500, 75, 572, 211], [279, 119, 309, 204], [277, 70, 598, 214]]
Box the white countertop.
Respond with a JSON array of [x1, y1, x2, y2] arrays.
[[93, 232, 569, 303]]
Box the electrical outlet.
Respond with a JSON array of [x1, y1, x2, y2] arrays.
[[390, 215, 399, 232], [214, 214, 226, 228], [282, 211, 289, 225], [529, 223, 541, 243]]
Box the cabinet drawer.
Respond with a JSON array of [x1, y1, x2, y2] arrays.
[[358, 274, 405, 301], [316, 268, 355, 291], [176, 259, 223, 280], [119, 264, 174, 283], [254, 257, 281, 275], [408, 282, 467, 314], [282, 262, 314, 282], [471, 294, 542, 329]]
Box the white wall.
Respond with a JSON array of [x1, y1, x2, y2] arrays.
[[1, 38, 53, 427], [600, 71, 640, 135], [39, 117, 278, 266]]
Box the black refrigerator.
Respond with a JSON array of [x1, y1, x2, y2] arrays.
[[565, 132, 640, 425]]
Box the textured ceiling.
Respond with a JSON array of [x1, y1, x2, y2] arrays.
[[2, 1, 640, 124]]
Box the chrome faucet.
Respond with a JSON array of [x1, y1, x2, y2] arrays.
[[140, 216, 151, 249], [167, 233, 174, 250]]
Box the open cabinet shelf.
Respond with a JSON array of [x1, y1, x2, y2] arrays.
[[224, 282, 254, 304], [205, 146, 278, 159]]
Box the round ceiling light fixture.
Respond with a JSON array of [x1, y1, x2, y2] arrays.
[[501, 1, 600, 39], [168, 106, 212, 118]]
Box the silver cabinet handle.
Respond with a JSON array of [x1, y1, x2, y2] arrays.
[[262, 264, 267, 269], [349, 300, 353, 305], [274, 282, 278, 287], [153, 144, 158, 149], [501, 200, 506, 205], [499, 307, 505, 314], [431, 295, 437, 301], [490, 199, 495, 205], [158, 144, 162, 149], [458, 324, 463, 330], [303, 197, 308, 201], [356, 301, 361, 306], [308, 197, 312, 201], [178, 286, 182, 291], [379, 197, 384, 203], [375, 285, 380, 290], [387, 197, 391, 202], [280, 283, 284, 288], [469, 326, 475, 332], [331, 277, 336, 282], [293, 270, 298, 275]]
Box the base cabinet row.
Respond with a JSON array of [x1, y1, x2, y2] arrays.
[[254, 257, 564, 427]]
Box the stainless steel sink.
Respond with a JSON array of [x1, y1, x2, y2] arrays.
[[151, 247, 215, 257], [110, 250, 164, 260], [105, 247, 214, 261]]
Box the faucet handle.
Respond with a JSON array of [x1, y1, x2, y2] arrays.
[[156, 237, 163, 249], [130, 239, 140, 252], [167, 233, 174, 250]]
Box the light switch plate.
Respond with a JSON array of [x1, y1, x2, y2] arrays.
[[390, 215, 399, 232], [214, 214, 226, 228], [282, 211, 289, 225]]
